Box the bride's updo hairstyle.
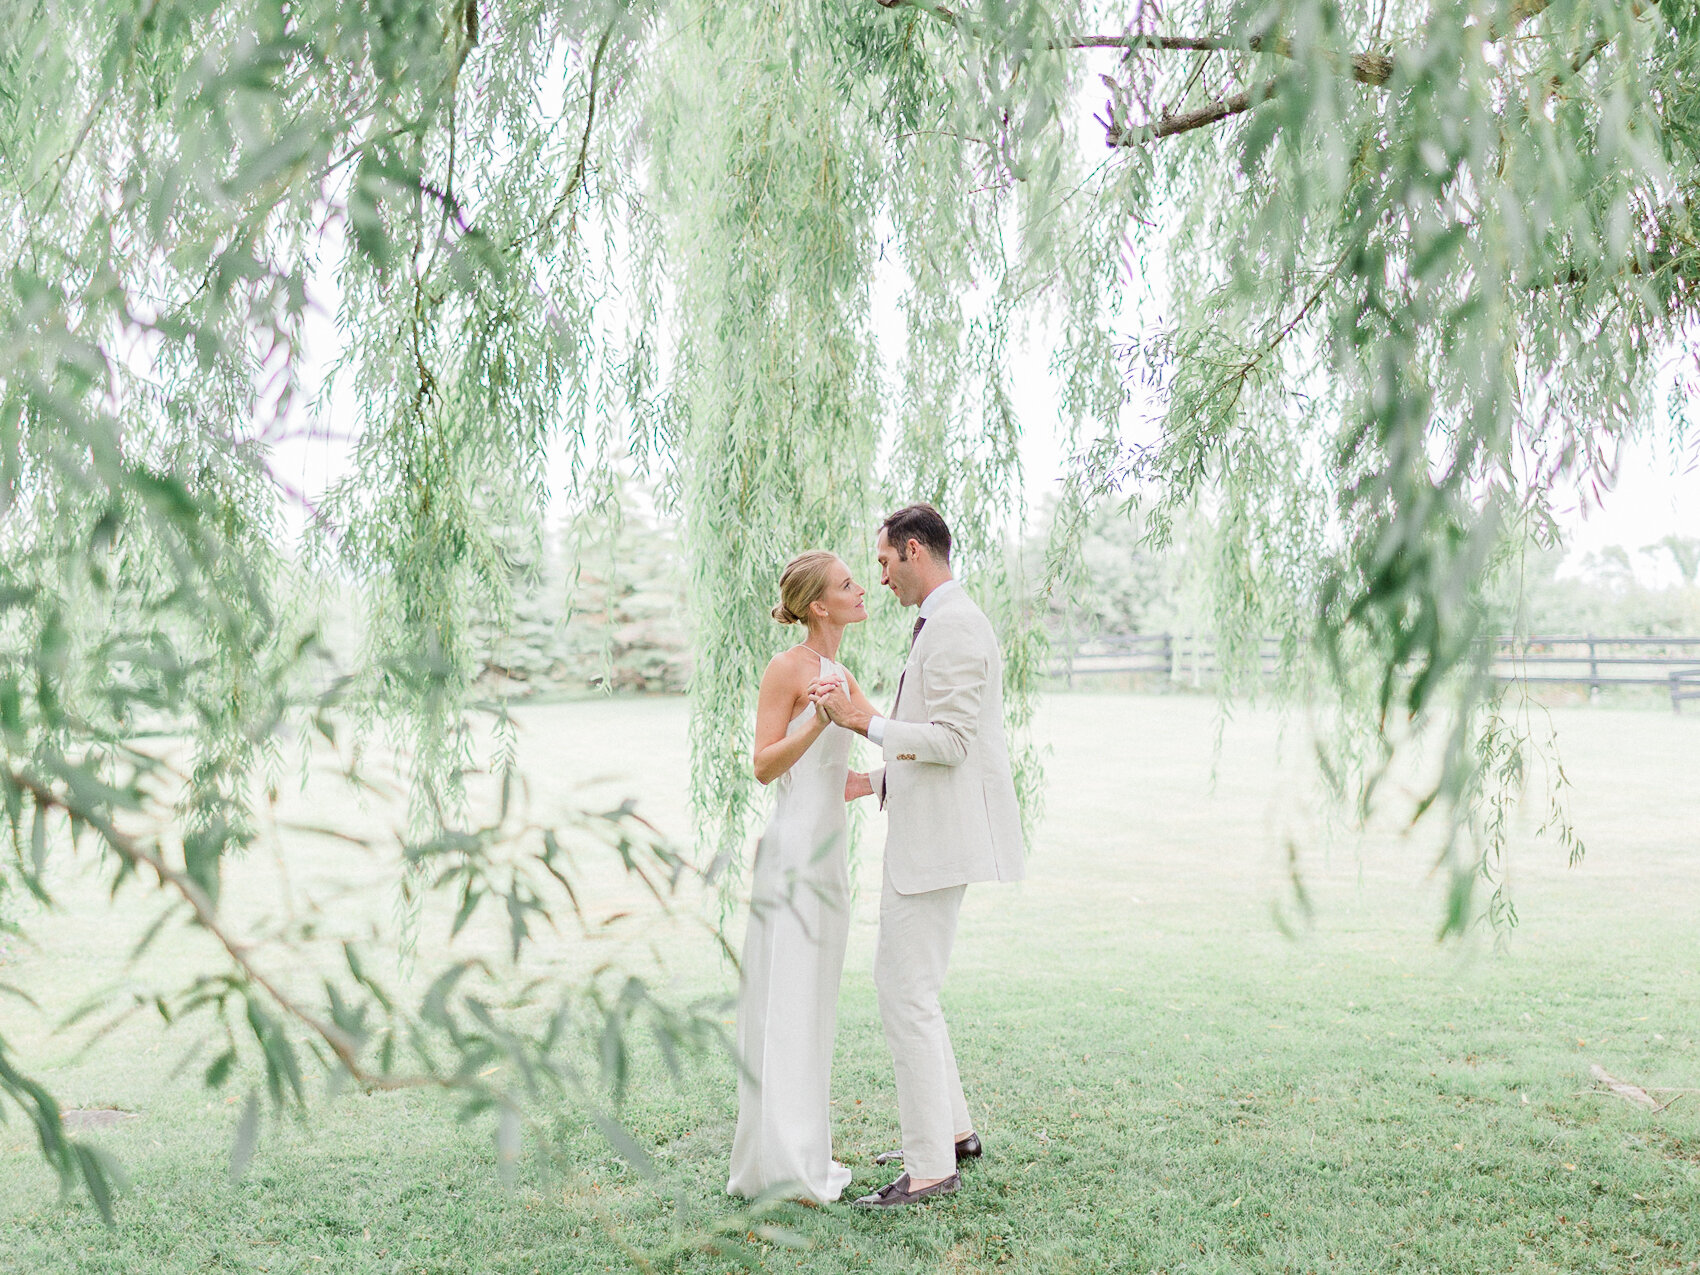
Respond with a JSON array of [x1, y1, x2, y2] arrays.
[[772, 551, 838, 626]]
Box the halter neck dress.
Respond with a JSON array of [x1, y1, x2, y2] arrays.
[[726, 652, 854, 1204]]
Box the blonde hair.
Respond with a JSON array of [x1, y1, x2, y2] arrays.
[[771, 551, 839, 625]]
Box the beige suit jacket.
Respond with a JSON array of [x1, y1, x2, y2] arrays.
[[869, 585, 1026, 895]]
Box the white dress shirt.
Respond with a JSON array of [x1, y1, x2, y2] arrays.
[[866, 578, 960, 746]]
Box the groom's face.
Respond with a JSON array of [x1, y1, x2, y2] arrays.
[[876, 529, 923, 608]]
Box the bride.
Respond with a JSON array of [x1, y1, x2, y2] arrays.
[[726, 550, 880, 1204]]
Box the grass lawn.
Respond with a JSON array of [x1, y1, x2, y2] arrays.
[[2, 691, 1698, 1274]]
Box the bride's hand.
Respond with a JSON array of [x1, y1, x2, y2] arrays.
[[806, 678, 834, 720], [844, 770, 874, 801], [811, 681, 854, 726]]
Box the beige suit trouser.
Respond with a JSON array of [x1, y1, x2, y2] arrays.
[[874, 865, 971, 1180]]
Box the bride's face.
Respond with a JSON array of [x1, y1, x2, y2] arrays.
[[811, 558, 868, 626]]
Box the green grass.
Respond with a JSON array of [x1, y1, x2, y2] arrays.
[[3, 693, 1699, 1274]]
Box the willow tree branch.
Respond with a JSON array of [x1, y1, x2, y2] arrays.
[[1101, 0, 1572, 145], [876, 0, 1561, 148], [4, 767, 434, 1094], [549, 21, 615, 235], [1105, 78, 1279, 144], [430, 1, 480, 264], [24, 0, 170, 213], [879, 0, 1552, 55], [1073, 0, 1559, 87], [1493, 0, 1556, 40], [875, 0, 960, 22], [523, 21, 616, 250], [1569, 33, 1615, 77], [1073, 33, 1395, 86], [1185, 249, 1352, 421]]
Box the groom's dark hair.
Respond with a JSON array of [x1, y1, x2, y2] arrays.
[[880, 503, 952, 563]]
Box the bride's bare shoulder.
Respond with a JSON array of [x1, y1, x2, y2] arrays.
[[760, 644, 813, 685]]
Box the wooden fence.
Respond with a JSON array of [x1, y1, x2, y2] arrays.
[[1052, 634, 1281, 685], [1051, 633, 1700, 713]]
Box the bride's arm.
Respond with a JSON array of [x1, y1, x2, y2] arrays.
[[752, 656, 827, 785]]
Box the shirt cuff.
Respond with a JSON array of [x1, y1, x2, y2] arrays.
[[867, 716, 887, 746]]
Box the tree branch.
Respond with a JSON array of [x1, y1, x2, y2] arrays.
[[519, 21, 617, 251], [1567, 32, 1614, 77], [876, 0, 1564, 147], [4, 766, 431, 1093], [1492, 0, 1556, 41], [548, 21, 616, 237], [875, 0, 960, 22], [1175, 249, 1351, 422], [1073, 33, 1394, 86], [879, 0, 1552, 62], [1105, 77, 1279, 144]]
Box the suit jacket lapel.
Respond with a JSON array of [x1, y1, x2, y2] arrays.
[[891, 604, 933, 716], [890, 587, 963, 716]]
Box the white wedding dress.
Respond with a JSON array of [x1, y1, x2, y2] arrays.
[[726, 654, 854, 1204]]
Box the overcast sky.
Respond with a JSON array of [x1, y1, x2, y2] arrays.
[[272, 49, 1700, 583], [278, 286, 1700, 583]]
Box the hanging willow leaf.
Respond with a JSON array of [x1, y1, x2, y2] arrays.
[[228, 1090, 260, 1184], [3, 0, 1695, 1225]]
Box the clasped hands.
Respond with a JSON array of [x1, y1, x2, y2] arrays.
[[807, 676, 876, 802], [806, 675, 866, 732]]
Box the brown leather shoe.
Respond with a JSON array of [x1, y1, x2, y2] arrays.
[[872, 1133, 982, 1167], [851, 1172, 961, 1208]]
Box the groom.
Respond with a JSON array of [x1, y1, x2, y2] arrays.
[[814, 503, 1026, 1208]]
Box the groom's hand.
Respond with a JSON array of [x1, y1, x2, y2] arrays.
[[810, 682, 872, 735], [844, 770, 874, 801]]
